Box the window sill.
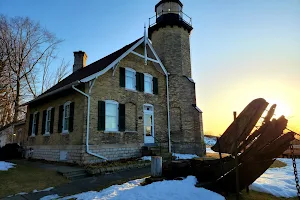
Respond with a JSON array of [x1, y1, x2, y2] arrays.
[[29, 135, 36, 138], [61, 131, 69, 135], [125, 88, 137, 92], [104, 130, 121, 134], [125, 131, 138, 134], [43, 133, 50, 137]]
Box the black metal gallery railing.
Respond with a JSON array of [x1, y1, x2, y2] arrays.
[[149, 11, 192, 27]]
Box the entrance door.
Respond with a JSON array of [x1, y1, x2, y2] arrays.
[[144, 104, 154, 144]]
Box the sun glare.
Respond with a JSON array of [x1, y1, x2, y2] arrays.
[[268, 100, 292, 118]]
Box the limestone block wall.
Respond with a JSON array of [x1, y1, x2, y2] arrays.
[[25, 88, 86, 147], [87, 51, 168, 145], [82, 144, 142, 164], [26, 145, 84, 164], [150, 25, 205, 156], [150, 26, 192, 77], [26, 144, 142, 164]]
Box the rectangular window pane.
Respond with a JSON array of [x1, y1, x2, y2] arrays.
[[144, 75, 152, 93], [32, 113, 37, 135], [146, 126, 152, 136], [64, 118, 69, 130], [125, 70, 136, 90], [46, 121, 50, 132], [106, 103, 117, 116], [106, 116, 117, 130], [47, 110, 51, 120], [105, 102, 118, 131]]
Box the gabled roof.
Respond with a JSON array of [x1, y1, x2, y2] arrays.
[[25, 37, 142, 105]]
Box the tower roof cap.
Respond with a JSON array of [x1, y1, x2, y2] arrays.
[[155, 0, 183, 10]]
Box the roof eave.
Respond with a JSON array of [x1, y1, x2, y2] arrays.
[[23, 81, 81, 106], [80, 37, 145, 83]]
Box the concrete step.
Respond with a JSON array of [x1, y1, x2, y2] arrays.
[[57, 168, 89, 181]]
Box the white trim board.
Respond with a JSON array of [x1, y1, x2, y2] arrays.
[[80, 36, 169, 83]]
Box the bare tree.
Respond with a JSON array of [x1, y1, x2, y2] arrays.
[[0, 15, 64, 125]]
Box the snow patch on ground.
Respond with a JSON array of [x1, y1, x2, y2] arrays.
[[44, 176, 224, 200], [0, 161, 15, 171], [173, 153, 198, 160], [204, 136, 216, 146], [141, 156, 151, 161], [142, 153, 199, 161], [250, 158, 300, 198], [7, 187, 54, 198], [40, 194, 60, 200], [33, 187, 54, 193], [206, 147, 216, 153]]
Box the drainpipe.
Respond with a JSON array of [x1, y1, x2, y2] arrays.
[[72, 84, 107, 160], [166, 74, 171, 153]]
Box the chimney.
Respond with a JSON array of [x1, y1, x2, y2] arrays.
[[73, 51, 87, 72]]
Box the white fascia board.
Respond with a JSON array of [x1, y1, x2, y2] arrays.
[[131, 51, 160, 64], [146, 38, 168, 76], [80, 38, 144, 83]]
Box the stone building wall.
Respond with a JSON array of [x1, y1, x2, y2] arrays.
[[85, 49, 168, 163], [25, 46, 169, 164], [25, 88, 87, 163], [150, 25, 204, 155]]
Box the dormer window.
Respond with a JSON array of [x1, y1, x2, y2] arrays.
[[125, 68, 136, 90]]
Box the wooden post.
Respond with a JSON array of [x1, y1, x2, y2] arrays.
[[151, 156, 162, 177], [234, 111, 240, 200]]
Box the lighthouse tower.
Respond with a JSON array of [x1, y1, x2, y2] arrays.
[[148, 0, 204, 155]]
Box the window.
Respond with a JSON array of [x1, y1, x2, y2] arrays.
[[105, 100, 119, 131], [63, 102, 71, 133], [31, 112, 38, 136], [144, 74, 153, 94], [45, 108, 52, 134], [125, 68, 136, 90]]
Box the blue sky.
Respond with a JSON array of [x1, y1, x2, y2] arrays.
[[1, 0, 299, 134]]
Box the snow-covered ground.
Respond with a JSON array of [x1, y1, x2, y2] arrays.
[[206, 147, 215, 153], [250, 158, 300, 198], [204, 136, 216, 146], [7, 187, 54, 198], [142, 153, 199, 161], [0, 161, 15, 171], [41, 176, 225, 200]]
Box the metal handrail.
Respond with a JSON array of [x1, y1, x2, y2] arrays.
[[149, 10, 192, 27]]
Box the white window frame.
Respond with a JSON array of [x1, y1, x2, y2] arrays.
[[31, 111, 38, 136], [44, 107, 52, 135], [62, 101, 71, 134], [144, 73, 153, 94], [143, 104, 155, 143], [105, 100, 119, 132], [125, 68, 136, 91]]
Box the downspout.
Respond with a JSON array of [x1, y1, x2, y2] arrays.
[[72, 84, 107, 160], [166, 74, 171, 153]]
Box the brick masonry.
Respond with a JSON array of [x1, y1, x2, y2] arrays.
[[150, 25, 205, 155], [25, 45, 169, 164]]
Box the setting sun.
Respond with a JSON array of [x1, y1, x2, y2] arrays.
[[267, 99, 292, 119]]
